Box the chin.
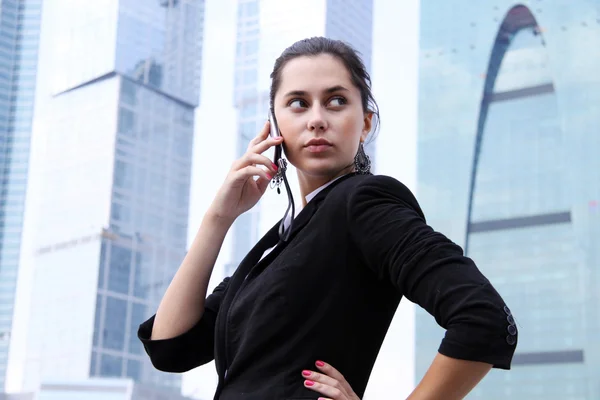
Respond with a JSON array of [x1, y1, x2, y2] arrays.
[[295, 159, 351, 178]]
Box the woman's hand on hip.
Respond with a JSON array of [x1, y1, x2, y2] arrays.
[[301, 361, 360, 400], [208, 120, 282, 223]]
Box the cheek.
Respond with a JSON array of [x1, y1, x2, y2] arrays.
[[339, 114, 366, 142]]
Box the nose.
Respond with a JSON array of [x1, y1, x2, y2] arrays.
[[307, 107, 327, 132]]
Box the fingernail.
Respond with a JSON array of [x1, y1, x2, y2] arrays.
[[302, 370, 311, 377], [316, 360, 325, 367], [305, 380, 315, 386], [266, 173, 272, 180], [272, 163, 278, 170]]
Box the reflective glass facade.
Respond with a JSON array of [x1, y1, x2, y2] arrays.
[[416, 2, 600, 399], [0, 0, 42, 389], [229, 0, 373, 272], [230, 0, 261, 272], [16, 0, 204, 392], [90, 0, 204, 390]]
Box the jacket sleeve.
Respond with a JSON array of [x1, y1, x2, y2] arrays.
[[137, 277, 230, 372], [346, 175, 517, 369]]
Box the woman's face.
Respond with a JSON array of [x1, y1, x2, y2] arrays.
[[273, 54, 372, 179]]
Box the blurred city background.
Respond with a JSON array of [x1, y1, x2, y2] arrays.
[[0, 0, 598, 399]]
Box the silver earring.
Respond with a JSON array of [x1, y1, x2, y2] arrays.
[[354, 142, 371, 174]]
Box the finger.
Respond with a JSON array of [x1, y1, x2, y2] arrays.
[[301, 370, 343, 392], [255, 175, 271, 194], [315, 361, 353, 394], [232, 165, 272, 183], [247, 120, 271, 148], [304, 380, 343, 399], [248, 136, 283, 154], [251, 135, 283, 155], [234, 153, 278, 175]]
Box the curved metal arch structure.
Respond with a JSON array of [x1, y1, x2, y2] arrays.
[[464, 4, 548, 254]]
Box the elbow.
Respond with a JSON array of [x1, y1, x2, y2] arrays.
[[147, 350, 208, 373], [440, 304, 518, 370], [141, 337, 214, 373], [148, 355, 190, 373], [137, 314, 215, 373]]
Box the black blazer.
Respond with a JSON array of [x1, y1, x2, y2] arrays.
[[138, 173, 517, 399]]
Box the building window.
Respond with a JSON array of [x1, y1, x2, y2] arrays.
[[108, 245, 132, 295], [99, 353, 123, 377], [103, 296, 127, 351]]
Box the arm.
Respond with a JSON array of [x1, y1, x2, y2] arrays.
[[137, 211, 232, 372], [138, 275, 229, 372], [151, 211, 232, 341], [407, 354, 491, 400], [347, 176, 517, 392], [138, 121, 281, 372]]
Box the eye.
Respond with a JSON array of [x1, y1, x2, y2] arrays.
[[288, 99, 308, 108], [328, 96, 347, 107]]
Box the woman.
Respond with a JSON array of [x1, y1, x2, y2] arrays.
[[138, 37, 518, 400]]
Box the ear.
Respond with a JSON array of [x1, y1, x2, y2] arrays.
[[361, 112, 373, 142]]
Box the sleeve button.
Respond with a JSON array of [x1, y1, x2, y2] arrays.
[[506, 334, 517, 345], [507, 315, 515, 325], [508, 325, 517, 335], [503, 305, 511, 315]]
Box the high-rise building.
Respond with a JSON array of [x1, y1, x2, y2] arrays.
[[416, 1, 600, 398], [228, 0, 374, 274], [5, 0, 205, 393], [0, 0, 43, 389]]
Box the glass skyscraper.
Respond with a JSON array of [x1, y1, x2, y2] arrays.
[[0, 0, 43, 390], [229, 0, 374, 273], [416, 1, 600, 399], [9, 0, 204, 393]]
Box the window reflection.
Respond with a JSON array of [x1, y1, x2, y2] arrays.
[[416, 2, 600, 398], [100, 353, 123, 376], [108, 245, 131, 295], [103, 296, 127, 351]]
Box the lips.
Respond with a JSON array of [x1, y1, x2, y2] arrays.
[[304, 138, 332, 147], [305, 138, 333, 154]]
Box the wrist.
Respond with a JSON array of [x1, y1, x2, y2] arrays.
[[204, 207, 236, 229]]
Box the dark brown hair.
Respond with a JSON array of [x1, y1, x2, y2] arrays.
[[269, 36, 380, 140]]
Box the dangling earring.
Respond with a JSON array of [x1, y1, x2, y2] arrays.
[[354, 142, 371, 174]]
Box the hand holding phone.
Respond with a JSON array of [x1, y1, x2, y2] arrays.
[[268, 110, 295, 241], [207, 120, 281, 223], [269, 110, 283, 166]]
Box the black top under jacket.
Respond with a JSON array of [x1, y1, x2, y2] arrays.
[[138, 173, 518, 399]]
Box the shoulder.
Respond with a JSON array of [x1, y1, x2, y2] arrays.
[[332, 174, 423, 217]]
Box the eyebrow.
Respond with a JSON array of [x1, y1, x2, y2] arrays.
[[283, 85, 349, 98]]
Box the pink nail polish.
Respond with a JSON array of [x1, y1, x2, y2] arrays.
[[272, 163, 278, 170], [266, 173, 272, 180], [302, 370, 311, 377], [316, 360, 325, 367], [305, 380, 315, 386]]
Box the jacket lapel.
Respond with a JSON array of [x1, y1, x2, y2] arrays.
[[214, 221, 280, 379], [284, 172, 360, 240], [213, 172, 361, 381]]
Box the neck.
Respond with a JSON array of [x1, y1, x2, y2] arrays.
[[297, 166, 355, 206]]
